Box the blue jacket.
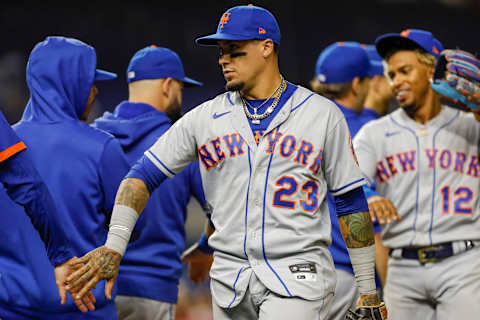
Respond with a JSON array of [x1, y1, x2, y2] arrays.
[[0, 110, 72, 267], [93, 101, 207, 303], [0, 37, 129, 319]]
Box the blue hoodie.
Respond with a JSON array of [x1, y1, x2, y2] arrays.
[[0, 110, 72, 267], [93, 101, 207, 303], [0, 37, 129, 319]]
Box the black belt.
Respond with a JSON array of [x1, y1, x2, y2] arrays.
[[389, 240, 476, 264]]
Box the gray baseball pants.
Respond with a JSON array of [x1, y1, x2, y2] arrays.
[[212, 271, 333, 320], [115, 295, 175, 320], [326, 269, 358, 320], [385, 246, 480, 320]]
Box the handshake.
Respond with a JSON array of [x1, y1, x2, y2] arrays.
[[53, 246, 121, 313]]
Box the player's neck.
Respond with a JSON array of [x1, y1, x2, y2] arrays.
[[241, 68, 282, 100], [411, 91, 442, 124], [335, 95, 363, 114], [129, 94, 165, 113], [364, 93, 389, 116]]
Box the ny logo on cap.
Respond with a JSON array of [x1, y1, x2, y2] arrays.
[[400, 29, 411, 38], [220, 12, 231, 29]]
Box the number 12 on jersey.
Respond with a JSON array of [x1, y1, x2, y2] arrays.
[[440, 185, 473, 215], [273, 176, 319, 212]]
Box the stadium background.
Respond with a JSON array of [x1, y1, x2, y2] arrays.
[[0, 1, 479, 318]]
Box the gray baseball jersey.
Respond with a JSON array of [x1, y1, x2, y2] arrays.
[[354, 105, 480, 248], [145, 85, 365, 308]]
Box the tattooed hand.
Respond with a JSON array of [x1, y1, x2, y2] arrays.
[[65, 246, 121, 300], [347, 294, 388, 320], [357, 293, 382, 307]]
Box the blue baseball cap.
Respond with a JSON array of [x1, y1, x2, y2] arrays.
[[365, 45, 384, 76], [126, 45, 202, 87], [315, 42, 378, 84], [95, 69, 117, 81], [195, 5, 281, 46], [375, 29, 444, 59]]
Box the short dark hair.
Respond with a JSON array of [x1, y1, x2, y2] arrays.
[[310, 76, 368, 99]]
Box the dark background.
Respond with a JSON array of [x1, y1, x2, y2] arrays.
[[0, 0, 479, 123]]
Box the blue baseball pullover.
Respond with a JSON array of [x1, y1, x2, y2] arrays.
[[0, 110, 72, 267], [327, 102, 381, 274], [0, 37, 129, 319], [93, 101, 207, 303]]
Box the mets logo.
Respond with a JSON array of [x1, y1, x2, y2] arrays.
[[400, 29, 411, 38], [220, 12, 231, 29]]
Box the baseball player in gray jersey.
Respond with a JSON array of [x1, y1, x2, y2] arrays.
[[66, 5, 386, 320], [354, 29, 480, 320]]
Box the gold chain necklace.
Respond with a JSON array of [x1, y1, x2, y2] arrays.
[[240, 76, 285, 124]]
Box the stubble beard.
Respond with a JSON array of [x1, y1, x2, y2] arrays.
[[166, 103, 184, 124], [226, 81, 245, 92]]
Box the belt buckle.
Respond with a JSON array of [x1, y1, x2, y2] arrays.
[[418, 246, 438, 264]]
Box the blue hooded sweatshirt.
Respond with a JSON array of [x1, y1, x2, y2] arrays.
[[0, 110, 72, 267], [93, 101, 207, 303], [0, 37, 129, 319]]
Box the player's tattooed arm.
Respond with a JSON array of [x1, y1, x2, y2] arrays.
[[339, 211, 382, 307], [66, 245, 121, 300], [338, 211, 375, 248], [65, 178, 150, 300], [114, 178, 150, 214]]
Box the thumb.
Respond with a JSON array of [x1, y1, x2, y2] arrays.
[[105, 279, 115, 300]]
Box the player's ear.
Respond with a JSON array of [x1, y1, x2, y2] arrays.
[[262, 39, 274, 58], [161, 78, 173, 97], [351, 77, 361, 96], [426, 65, 435, 80]]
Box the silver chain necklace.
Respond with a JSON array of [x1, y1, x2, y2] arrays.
[[240, 76, 285, 124]]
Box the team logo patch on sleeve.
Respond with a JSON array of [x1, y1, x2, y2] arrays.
[[289, 263, 317, 282]]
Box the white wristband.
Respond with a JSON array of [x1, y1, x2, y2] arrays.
[[346, 245, 377, 295], [105, 205, 139, 256]]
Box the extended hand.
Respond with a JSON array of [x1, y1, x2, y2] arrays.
[[181, 243, 213, 284], [66, 246, 121, 300], [367, 196, 401, 224], [54, 256, 97, 312]]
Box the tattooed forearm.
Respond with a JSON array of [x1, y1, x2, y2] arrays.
[[338, 211, 375, 248], [114, 178, 150, 213]]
